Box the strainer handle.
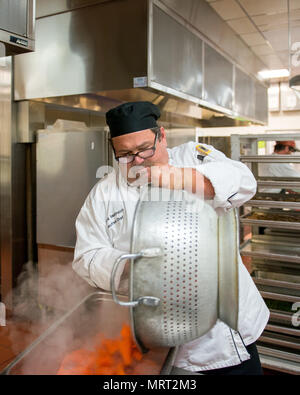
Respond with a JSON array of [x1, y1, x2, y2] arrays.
[[111, 250, 161, 308]]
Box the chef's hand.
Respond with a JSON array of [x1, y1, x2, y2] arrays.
[[127, 164, 182, 189], [118, 259, 130, 296]]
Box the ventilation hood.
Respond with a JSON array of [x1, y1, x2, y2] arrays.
[[14, 0, 268, 125]]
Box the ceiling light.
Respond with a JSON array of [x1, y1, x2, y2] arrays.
[[258, 69, 290, 80]]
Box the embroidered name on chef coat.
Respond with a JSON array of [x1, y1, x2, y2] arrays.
[[106, 208, 124, 229], [196, 144, 211, 161]]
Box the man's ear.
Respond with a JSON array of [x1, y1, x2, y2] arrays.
[[160, 127, 167, 144]]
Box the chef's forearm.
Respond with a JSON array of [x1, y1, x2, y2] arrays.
[[182, 168, 215, 199]]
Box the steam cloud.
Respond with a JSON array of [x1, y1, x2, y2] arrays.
[[2, 260, 95, 374]]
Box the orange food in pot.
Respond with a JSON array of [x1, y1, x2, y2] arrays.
[[57, 324, 143, 375]]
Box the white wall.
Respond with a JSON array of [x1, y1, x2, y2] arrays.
[[268, 111, 300, 132]]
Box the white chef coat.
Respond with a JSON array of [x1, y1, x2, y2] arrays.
[[72, 141, 270, 372]]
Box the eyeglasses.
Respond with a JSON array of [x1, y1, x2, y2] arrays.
[[114, 132, 159, 164]]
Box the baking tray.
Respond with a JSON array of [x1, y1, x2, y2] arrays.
[[257, 345, 300, 364], [253, 277, 300, 298], [264, 324, 300, 338], [253, 266, 300, 280], [253, 269, 300, 284], [240, 155, 300, 163], [264, 228, 300, 238], [259, 331, 300, 350], [258, 345, 300, 375], [252, 192, 300, 201], [245, 200, 300, 210], [260, 290, 298, 303], [246, 192, 300, 209], [1, 292, 171, 375], [269, 309, 295, 326], [257, 180, 300, 189], [240, 209, 300, 230], [240, 238, 300, 263]]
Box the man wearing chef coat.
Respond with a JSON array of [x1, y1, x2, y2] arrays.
[[259, 140, 300, 193], [72, 101, 269, 375]]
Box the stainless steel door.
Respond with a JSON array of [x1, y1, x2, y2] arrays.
[[36, 128, 109, 247]]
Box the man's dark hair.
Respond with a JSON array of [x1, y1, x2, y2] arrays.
[[274, 143, 296, 152], [151, 126, 162, 141], [274, 143, 287, 152]]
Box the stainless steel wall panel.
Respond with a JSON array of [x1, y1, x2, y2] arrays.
[[0, 57, 13, 307], [0, 0, 28, 36], [0, 56, 30, 310], [152, 5, 203, 100], [36, 129, 109, 247], [203, 43, 233, 110], [234, 67, 255, 119], [36, 0, 113, 18], [16, 101, 45, 143], [0, 58, 30, 309], [11, 142, 28, 286]]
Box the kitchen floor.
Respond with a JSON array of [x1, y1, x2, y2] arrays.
[[0, 317, 49, 373]]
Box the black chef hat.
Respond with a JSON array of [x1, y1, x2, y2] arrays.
[[106, 101, 161, 138]]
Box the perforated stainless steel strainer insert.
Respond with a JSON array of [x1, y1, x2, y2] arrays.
[[111, 188, 239, 352]]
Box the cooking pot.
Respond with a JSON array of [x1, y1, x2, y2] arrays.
[[111, 188, 239, 352]]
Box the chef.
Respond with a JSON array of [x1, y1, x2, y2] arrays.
[[72, 101, 269, 375], [259, 140, 300, 193]]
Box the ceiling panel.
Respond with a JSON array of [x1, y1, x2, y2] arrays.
[[257, 21, 300, 33], [290, 0, 300, 11], [276, 49, 290, 66], [252, 12, 288, 27], [251, 10, 300, 30], [263, 28, 289, 51], [240, 32, 266, 46], [210, 0, 245, 20], [227, 17, 257, 34], [250, 43, 275, 56], [239, 0, 288, 16], [261, 22, 290, 33], [206, 0, 300, 74], [257, 53, 284, 68]]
